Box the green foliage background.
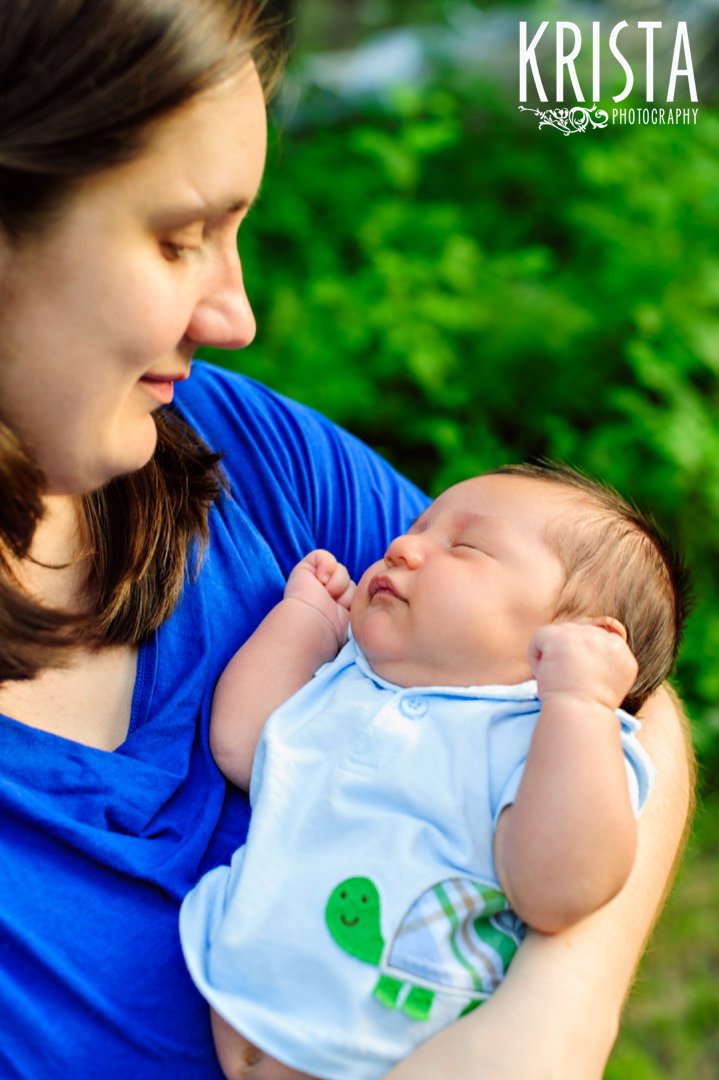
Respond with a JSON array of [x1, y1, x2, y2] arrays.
[[201, 3, 719, 1073]]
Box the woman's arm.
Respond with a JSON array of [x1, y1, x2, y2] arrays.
[[384, 685, 694, 1080]]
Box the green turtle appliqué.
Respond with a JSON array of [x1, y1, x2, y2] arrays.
[[325, 875, 521, 1021]]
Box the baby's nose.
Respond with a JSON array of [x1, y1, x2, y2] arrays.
[[385, 533, 424, 570]]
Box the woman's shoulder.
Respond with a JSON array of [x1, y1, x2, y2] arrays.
[[173, 358, 282, 409], [173, 361, 338, 486], [173, 360, 426, 511], [172, 360, 428, 580], [174, 360, 336, 441]]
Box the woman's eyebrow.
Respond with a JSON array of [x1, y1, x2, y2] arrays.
[[196, 179, 265, 218], [155, 186, 263, 225]]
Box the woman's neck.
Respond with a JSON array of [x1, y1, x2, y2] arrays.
[[15, 494, 90, 612]]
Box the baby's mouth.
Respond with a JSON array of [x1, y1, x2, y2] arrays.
[[368, 575, 402, 601]]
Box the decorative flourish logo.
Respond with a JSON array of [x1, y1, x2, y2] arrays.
[[518, 104, 609, 135]]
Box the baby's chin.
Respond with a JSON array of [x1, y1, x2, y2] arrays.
[[355, 642, 467, 689], [351, 631, 419, 688], [358, 642, 534, 689], [352, 611, 534, 688]]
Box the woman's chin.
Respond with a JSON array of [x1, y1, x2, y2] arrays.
[[45, 423, 159, 496], [104, 423, 159, 485]]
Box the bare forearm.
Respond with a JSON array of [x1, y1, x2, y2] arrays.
[[211, 550, 354, 791], [210, 599, 339, 789], [496, 695, 637, 932]]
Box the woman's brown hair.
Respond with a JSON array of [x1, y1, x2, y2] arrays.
[[0, 0, 287, 681]]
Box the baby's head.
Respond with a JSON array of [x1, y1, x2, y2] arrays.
[[351, 464, 689, 710]]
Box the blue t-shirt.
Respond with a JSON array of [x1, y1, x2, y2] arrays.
[[0, 362, 428, 1079]]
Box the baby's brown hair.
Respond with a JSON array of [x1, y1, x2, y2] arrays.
[[484, 463, 691, 713]]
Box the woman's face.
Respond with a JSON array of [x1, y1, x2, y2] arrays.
[[0, 64, 267, 495]]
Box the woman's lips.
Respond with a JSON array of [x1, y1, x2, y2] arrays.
[[138, 372, 188, 406]]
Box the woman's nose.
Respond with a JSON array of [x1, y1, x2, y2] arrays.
[[185, 244, 256, 350], [385, 533, 425, 570]]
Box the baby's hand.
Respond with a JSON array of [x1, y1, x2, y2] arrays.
[[529, 619, 638, 711], [284, 550, 356, 646]]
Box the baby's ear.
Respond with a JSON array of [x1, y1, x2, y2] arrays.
[[585, 615, 628, 641]]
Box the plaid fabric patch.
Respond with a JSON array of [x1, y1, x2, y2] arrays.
[[386, 878, 522, 996]]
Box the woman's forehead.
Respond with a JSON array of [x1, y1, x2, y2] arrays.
[[69, 66, 267, 223]]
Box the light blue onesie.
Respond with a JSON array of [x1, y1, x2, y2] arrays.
[[180, 637, 654, 1080]]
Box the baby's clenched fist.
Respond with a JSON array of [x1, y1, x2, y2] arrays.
[[529, 618, 638, 712]]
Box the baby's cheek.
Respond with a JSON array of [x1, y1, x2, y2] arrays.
[[349, 571, 375, 633], [348, 594, 365, 642]]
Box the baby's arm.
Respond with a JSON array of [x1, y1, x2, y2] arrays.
[[210, 550, 355, 790], [493, 620, 640, 934], [384, 685, 692, 1080]]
